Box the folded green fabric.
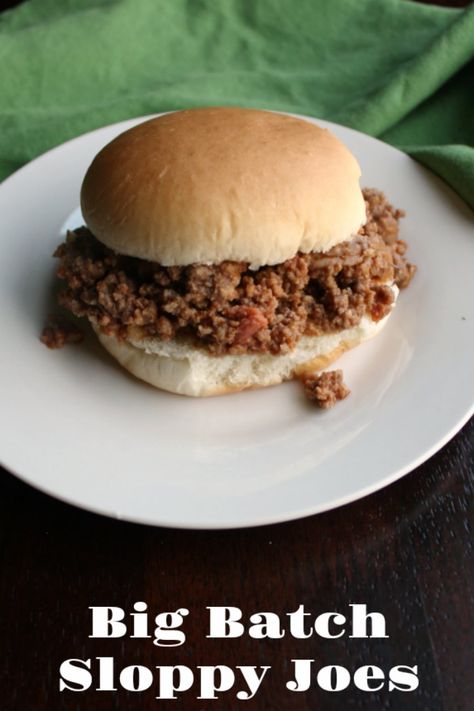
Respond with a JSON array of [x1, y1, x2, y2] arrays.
[[1, 0, 473, 206]]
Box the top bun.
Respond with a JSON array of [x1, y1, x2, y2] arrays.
[[81, 108, 366, 268]]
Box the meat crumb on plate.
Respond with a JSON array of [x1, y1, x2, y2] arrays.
[[301, 370, 351, 409], [40, 317, 84, 349]]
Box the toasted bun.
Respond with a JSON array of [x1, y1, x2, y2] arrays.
[[92, 292, 396, 397], [81, 108, 366, 268]]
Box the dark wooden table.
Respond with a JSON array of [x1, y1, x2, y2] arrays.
[[1, 0, 473, 709]]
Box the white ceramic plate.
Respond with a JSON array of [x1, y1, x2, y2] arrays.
[[1, 114, 473, 529]]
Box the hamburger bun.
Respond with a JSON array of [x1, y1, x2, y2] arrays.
[[81, 108, 366, 269]]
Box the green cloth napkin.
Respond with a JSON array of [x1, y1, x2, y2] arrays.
[[1, 0, 473, 206]]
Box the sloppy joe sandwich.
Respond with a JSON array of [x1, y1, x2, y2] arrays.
[[52, 108, 415, 397]]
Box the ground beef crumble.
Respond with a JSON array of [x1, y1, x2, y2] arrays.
[[301, 370, 351, 409], [53, 189, 415, 356], [361, 188, 416, 288], [40, 317, 84, 349]]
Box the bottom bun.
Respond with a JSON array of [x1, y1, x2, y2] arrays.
[[92, 294, 396, 397]]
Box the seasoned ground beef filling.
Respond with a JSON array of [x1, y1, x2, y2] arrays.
[[301, 370, 351, 409], [54, 189, 415, 356], [40, 317, 84, 349]]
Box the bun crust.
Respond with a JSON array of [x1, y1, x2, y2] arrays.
[[92, 310, 392, 397], [81, 108, 366, 268]]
